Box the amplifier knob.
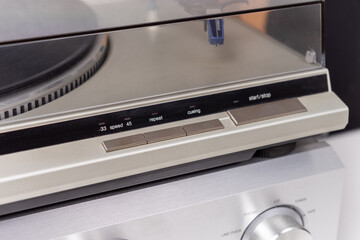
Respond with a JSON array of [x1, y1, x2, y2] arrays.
[[241, 206, 312, 240]]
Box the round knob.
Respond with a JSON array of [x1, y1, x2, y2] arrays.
[[242, 206, 312, 240]]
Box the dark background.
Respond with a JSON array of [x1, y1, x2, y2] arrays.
[[326, 0, 360, 130]]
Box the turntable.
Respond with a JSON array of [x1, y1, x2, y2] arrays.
[[0, 0, 348, 216]]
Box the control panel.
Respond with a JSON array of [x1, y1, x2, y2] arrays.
[[102, 98, 306, 152], [0, 74, 327, 155]]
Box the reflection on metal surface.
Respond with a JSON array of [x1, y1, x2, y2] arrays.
[[0, 0, 322, 44]]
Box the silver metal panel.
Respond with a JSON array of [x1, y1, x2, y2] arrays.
[[0, 89, 348, 206], [0, 0, 322, 44], [0, 141, 344, 240], [0, 4, 322, 127]]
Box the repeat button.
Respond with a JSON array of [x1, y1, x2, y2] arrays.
[[144, 126, 186, 143]]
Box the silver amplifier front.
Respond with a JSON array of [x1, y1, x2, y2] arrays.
[[0, 140, 344, 240]]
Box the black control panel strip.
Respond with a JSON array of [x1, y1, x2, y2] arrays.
[[0, 74, 328, 155]]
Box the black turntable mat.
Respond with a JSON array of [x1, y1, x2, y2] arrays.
[[0, 35, 96, 95]]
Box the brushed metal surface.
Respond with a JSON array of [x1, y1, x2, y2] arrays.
[[183, 119, 224, 135], [144, 126, 186, 143], [0, 0, 322, 44], [0, 141, 344, 240], [228, 98, 307, 126], [0, 148, 256, 216], [102, 134, 147, 152], [0, 90, 348, 206]]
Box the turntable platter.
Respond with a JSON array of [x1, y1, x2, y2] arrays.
[[0, 36, 96, 95], [0, 35, 109, 120]]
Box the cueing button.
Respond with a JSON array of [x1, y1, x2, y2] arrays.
[[144, 126, 186, 143], [102, 134, 147, 152], [228, 98, 307, 126], [183, 119, 224, 136]]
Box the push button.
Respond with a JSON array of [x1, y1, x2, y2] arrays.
[[228, 98, 307, 126], [144, 126, 186, 143], [102, 134, 147, 152], [103, 119, 225, 152], [183, 119, 224, 136]]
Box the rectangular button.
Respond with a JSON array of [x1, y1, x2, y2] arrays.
[[228, 98, 307, 126], [102, 134, 147, 152], [183, 119, 224, 136], [144, 127, 186, 143]]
